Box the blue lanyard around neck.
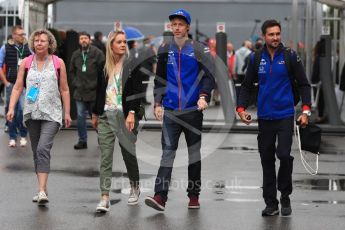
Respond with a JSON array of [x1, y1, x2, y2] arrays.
[[33, 55, 49, 84]]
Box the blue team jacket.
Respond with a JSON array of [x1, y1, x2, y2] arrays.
[[237, 44, 311, 120], [154, 40, 215, 111]]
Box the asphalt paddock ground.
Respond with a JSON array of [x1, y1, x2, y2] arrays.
[[1, 126, 345, 230]]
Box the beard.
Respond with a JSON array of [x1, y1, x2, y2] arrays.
[[266, 41, 279, 50], [81, 43, 89, 50]]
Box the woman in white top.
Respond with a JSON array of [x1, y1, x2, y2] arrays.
[[7, 29, 71, 206]]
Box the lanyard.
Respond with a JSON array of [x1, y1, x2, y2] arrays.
[[114, 72, 122, 95], [33, 55, 49, 85], [81, 49, 89, 72], [82, 51, 88, 65], [14, 45, 25, 59]]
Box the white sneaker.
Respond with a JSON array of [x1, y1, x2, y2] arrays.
[[37, 191, 49, 205], [20, 137, 27, 147], [33, 191, 48, 202], [32, 193, 39, 202], [8, 139, 16, 147], [128, 187, 140, 205], [96, 199, 110, 212]]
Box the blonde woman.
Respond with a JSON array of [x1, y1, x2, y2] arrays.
[[92, 30, 142, 212], [7, 29, 71, 205]]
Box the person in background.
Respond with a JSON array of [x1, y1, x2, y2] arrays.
[[70, 31, 105, 149], [234, 40, 252, 99], [311, 41, 326, 123], [0, 26, 31, 147], [92, 31, 106, 55], [138, 37, 157, 105], [227, 41, 236, 79], [208, 38, 220, 105]]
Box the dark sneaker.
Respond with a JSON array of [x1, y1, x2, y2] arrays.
[[145, 195, 165, 211], [188, 195, 200, 209], [280, 196, 292, 216], [261, 205, 279, 216], [74, 141, 87, 149]]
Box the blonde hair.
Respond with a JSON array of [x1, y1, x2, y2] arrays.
[[104, 30, 129, 78], [29, 29, 57, 54]]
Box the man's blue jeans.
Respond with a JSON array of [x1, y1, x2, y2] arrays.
[[154, 110, 203, 201], [6, 83, 27, 140], [75, 100, 94, 142]]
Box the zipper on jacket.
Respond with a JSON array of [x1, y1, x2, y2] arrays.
[[269, 57, 273, 119], [269, 65, 272, 75], [177, 48, 182, 111]]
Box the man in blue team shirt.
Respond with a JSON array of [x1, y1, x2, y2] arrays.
[[237, 19, 311, 216], [0, 25, 30, 147], [145, 9, 215, 211]]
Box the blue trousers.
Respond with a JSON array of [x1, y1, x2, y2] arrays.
[[6, 83, 27, 140], [154, 110, 203, 201], [75, 100, 94, 142]]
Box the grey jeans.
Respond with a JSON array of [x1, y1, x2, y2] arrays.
[[25, 119, 60, 173]]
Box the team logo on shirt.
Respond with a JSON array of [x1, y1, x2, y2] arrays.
[[258, 66, 266, 74], [167, 50, 174, 64], [260, 59, 266, 66], [278, 60, 285, 65]]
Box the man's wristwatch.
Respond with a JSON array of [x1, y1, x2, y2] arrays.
[[302, 110, 311, 117]]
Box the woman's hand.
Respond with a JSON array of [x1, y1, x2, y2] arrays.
[[6, 109, 14, 122], [125, 112, 135, 132], [91, 114, 98, 130], [64, 113, 72, 128]]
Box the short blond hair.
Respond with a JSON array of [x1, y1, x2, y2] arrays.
[[29, 29, 57, 54]]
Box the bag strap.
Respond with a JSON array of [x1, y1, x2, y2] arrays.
[[25, 54, 34, 69], [24, 54, 35, 88], [294, 123, 319, 175], [254, 49, 263, 82], [191, 40, 203, 63], [52, 55, 61, 80], [283, 47, 294, 77]]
